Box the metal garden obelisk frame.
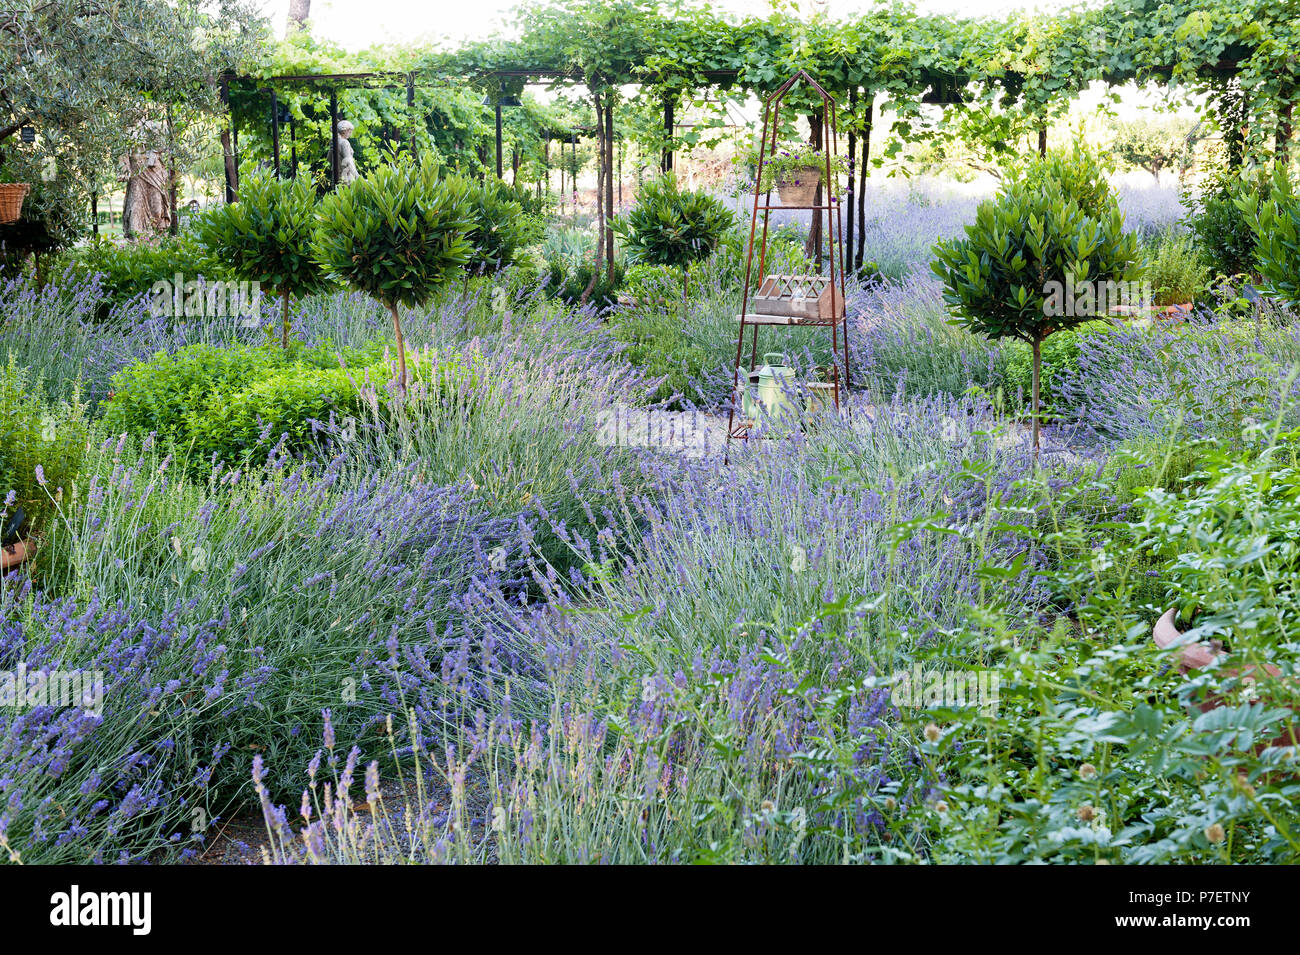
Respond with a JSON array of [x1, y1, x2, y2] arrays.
[[726, 71, 851, 458]]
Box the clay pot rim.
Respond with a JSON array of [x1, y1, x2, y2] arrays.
[[1, 538, 29, 572], [1153, 606, 1285, 679]]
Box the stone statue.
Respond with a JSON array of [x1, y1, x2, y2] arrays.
[[335, 120, 359, 184], [118, 122, 173, 237]]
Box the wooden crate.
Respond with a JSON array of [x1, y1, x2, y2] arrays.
[[751, 274, 843, 321]]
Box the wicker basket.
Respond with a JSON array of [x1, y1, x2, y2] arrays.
[[0, 184, 31, 224], [775, 167, 821, 206]]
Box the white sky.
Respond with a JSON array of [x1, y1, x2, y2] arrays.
[[256, 0, 1070, 51]]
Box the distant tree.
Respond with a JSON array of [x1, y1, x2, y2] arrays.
[[286, 0, 310, 32], [1110, 118, 1197, 182]]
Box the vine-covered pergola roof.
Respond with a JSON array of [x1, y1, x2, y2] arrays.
[[231, 0, 1297, 160]]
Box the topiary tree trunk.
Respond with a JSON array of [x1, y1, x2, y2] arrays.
[[1030, 335, 1042, 459], [280, 289, 292, 349], [388, 302, 408, 393]]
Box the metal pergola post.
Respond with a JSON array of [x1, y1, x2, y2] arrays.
[[662, 94, 674, 172], [495, 101, 504, 179], [407, 73, 417, 162], [269, 89, 281, 177]]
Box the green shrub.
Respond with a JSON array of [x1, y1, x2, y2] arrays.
[[1183, 164, 1268, 279], [1239, 165, 1300, 310], [461, 177, 543, 276], [61, 234, 227, 316], [195, 172, 333, 349], [315, 160, 473, 391], [1009, 142, 1120, 215], [183, 365, 362, 463], [622, 263, 677, 308], [101, 342, 388, 466], [0, 359, 88, 536], [101, 343, 285, 445], [932, 146, 1142, 452], [543, 257, 625, 312], [612, 305, 712, 405], [1143, 228, 1210, 307], [612, 173, 734, 303], [1135, 434, 1300, 635]]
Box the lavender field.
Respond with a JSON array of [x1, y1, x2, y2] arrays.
[[4, 159, 1300, 869]]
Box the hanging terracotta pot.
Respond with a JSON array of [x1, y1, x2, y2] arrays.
[[0, 183, 31, 224]]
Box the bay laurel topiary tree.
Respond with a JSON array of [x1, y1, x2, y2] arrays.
[[932, 146, 1142, 456], [314, 160, 473, 392], [195, 172, 331, 349], [613, 173, 735, 309], [461, 177, 541, 277]]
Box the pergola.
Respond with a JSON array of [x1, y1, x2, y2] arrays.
[[220, 1, 1294, 279]]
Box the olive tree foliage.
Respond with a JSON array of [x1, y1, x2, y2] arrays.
[[0, 0, 265, 246], [1110, 117, 1197, 182]]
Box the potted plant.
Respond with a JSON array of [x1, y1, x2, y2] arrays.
[[1, 507, 27, 573], [1152, 607, 1299, 755], [750, 145, 845, 206]]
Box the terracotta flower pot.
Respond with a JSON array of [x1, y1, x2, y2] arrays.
[[1153, 607, 1299, 753], [1, 539, 28, 573]]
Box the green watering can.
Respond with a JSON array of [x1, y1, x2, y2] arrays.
[[742, 352, 799, 434]]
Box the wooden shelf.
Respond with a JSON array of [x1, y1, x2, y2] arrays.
[[736, 312, 845, 327]]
